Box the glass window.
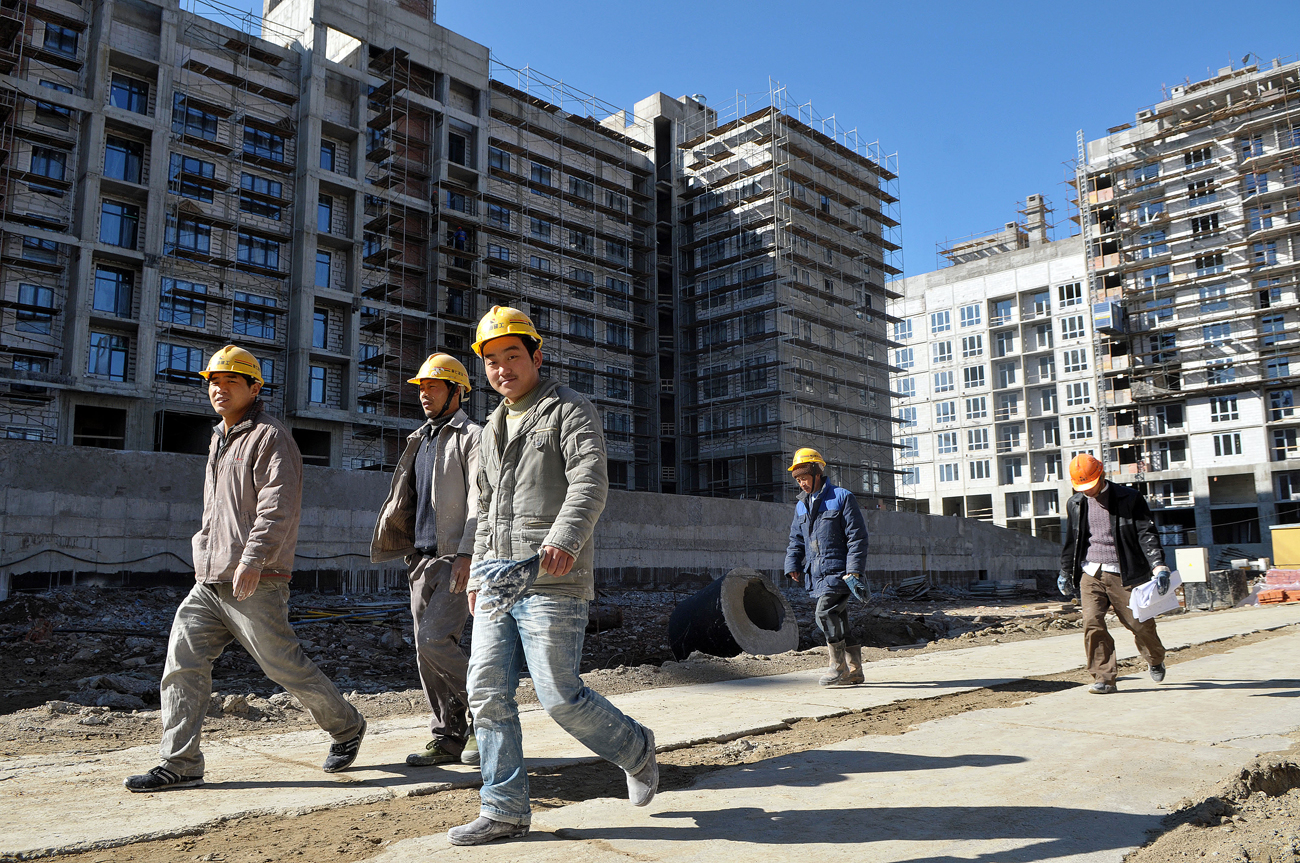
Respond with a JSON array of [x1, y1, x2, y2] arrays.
[[244, 125, 285, 162], [233, 292, 277, 340], [105, 137, 143, 183], [932, 341, 953, 363], [166, 216, 211, 254], [43, 23, 78, 57], [172, 93, 218, 140], [606, 367, 631, 400], [320, 140, 336, 172], [312, 309, 328, 348], [991, 298, 1014, 325], [87, 332, 128, 380], [936, 432, 958, 455], [488, 147, 510, 171], [1214, 432, 1242, 457], [317, 195, 333, 233], [1058, 282, 1083, 307], [309, 365, 326, 403], [159, 277, 206, 327], [109, 74, 148, 114], [934, 401, 956, 423], [894, 319, 913, 341], [530, 217, 551, 240], [962, 334, 984, 358], [934, 370, 954, 393], [965, 396, 987, 420], [240, 172, 283, 220], [99, 200, 139, 249], [530, 163, 552, 191], [963, 365, 986, 388], [237, 232, 280, 270], [169, 153, 215, 202], [930, 310, 951, 334], [30, 146, 66, 181], [968, 428, 989, 451], [959, 304, 981, 327], [895, 347, 914, 370], [15, 283, 53, 333], [93, 266, 133, 317], [1060, 315, 1085, 340], [569, 314, 594, 340], [315, 251, 331, 288], [568, 360, 594, 393], [22, 235, 59, 263], [155, 342, 204, 382]]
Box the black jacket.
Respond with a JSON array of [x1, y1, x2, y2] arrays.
[[1060, 483, 1166, 590]]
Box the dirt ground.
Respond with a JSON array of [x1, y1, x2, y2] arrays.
[[2, 584, 1297, 863]]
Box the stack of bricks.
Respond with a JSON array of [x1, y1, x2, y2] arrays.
[[1259, 570, 1300, 605]]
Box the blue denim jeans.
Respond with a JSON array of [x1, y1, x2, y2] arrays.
[[466, 592, 653, 825]]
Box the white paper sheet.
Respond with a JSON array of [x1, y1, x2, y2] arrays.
[[1129, 569, 1183, 622]]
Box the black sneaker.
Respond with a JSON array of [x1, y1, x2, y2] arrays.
[[323, 718, 366, 773], [447, 816, 529, 846], [1150, 663, 1166, 683], [123, 766, 203, 793]]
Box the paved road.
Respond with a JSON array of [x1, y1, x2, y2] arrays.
[[2, 604, 1297, 859]]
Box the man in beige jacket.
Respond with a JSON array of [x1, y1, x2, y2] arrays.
[[124, 346, 365, 792], [371, 353, 481, 766]]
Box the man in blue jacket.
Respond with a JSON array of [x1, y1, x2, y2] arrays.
[[784, 447, 870, 686]]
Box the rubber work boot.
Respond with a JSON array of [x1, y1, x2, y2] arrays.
[[819, 642, 851, 687], [460, 730, 480, 765], [844, 644, 865, 685]]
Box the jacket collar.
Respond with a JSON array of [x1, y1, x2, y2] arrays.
[[217, 399, 262, 440], [407, 408, 470, 442], [798, 477, 836, 509]]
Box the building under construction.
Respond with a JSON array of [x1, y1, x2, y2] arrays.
[[1077, 58, 1300, 567], [0, 0, 900, 503]]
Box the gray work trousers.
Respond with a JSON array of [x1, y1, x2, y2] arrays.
[[814, 591, 856, 646], [158, 580, 364, 776], [409, 554, 470, 747], [1080, 570, 1166, 685]]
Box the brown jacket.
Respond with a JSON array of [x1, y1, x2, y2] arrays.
[[191, 402, 303, 582], [370, 409, 481, 564]]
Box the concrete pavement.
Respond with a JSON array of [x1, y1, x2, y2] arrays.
[[2, 603, 1297, 859]]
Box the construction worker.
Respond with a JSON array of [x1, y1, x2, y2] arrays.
[[1059, 453, 1171, 694], [447, 306, 658, 846], [371, 353, 481, 766], [784, 447, 870, 687], [125, 346, 365, 792]]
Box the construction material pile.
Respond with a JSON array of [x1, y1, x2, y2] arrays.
[[1259, 569, 1300, 605]]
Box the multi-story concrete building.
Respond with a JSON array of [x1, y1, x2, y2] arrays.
[[0, 0, 899, 504], [890, 197, 1087, 541], [1078, 57, 1300, 567]]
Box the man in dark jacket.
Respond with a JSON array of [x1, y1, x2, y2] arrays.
[[784, 447, 870, 687], [1059, 453, 1172, 694]]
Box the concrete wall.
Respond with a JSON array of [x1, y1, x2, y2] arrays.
[[0, 442, 1062, 596]]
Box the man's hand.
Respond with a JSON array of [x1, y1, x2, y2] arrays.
[[1057, 570, 1074, 598], [233, 562, 262, 601], [540, 545, 575, 577], [467, 590, 477, 617], [451, 556, 471, 594], [1153, 566, 1171, 596], [787, 571, 800, 583]]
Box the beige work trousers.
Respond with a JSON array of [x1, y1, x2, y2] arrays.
[[158, 579, 364, 776], [1080, 570, 1166, 685]]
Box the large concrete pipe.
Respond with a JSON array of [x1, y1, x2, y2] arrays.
[[667, 567, 799, 660]]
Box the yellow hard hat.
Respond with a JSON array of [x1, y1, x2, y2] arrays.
[[407, 352, 472, 392], [788, 447, 827, 472], [200, 344, 264, 384], [472, 305, 543, 356]]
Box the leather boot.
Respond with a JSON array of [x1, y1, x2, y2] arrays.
[[845, 644, 865, 684], [819, 641, 850, 686]]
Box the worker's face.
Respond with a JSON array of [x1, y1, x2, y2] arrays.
[[1081, 479, 1106, 499], [481, 336, 542, 402], [418, 379, 459, 418], [208, 372, 260, 425], [793, 468, 821, 494]]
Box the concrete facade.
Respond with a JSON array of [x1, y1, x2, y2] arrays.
[[890, 219, 1089, 543], [0, 0, 900, 504], [0, 440, 1060, 595], [1080, 58, 1300, 569]]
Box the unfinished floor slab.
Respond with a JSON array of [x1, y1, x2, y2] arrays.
[[1, 603, 1296, 858]]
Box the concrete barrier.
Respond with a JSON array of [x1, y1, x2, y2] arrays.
[[0, 441, 1060, 594]]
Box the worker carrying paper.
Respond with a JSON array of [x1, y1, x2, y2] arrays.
[[1058, 454, 1172, 694]]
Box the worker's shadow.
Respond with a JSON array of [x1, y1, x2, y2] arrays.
[[551, 804, 1160, 862], [1142, 678, 1300, 697], [684, 748, 1025, 790]]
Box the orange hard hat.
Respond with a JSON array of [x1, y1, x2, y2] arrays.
[[1069, 453, 1104, 492]]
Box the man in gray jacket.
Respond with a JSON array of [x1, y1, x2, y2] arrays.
[[371, 353, 481, 766], [446, 307, 658, 846], [124, 345, 365, 792]]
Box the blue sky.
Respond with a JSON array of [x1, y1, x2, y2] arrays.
[[231, 0, 1300, 276]]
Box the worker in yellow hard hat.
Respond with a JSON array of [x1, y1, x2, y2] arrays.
[[784, 446, 870, 688], [126, 344, 368, 791], [372, 350, 483, 768], [1060, 453, 1172, 694], [450, 305, 659, 845]]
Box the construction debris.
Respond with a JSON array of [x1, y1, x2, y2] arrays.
[[667, 569, 799, 660]]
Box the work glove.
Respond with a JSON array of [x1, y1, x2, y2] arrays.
[[845, 574, 872, 605], [1153, 567, 1171, 596], [1057, 570, 1074, 598]]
